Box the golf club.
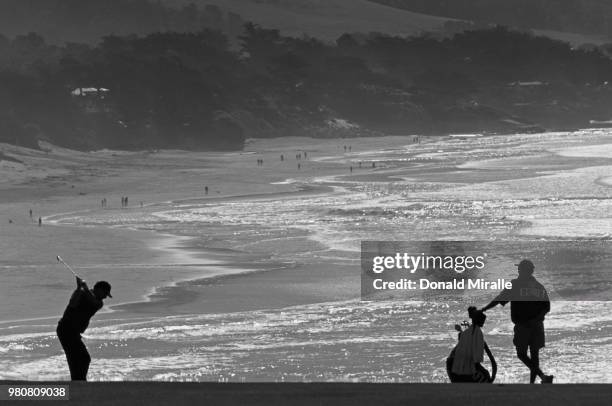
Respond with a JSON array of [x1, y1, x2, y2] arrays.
[[56, 255, 81, 279]]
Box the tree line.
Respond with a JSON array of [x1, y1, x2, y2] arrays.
[[2, 25, 612, 150]]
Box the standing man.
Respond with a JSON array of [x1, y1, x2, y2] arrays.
[[481, 259, 554, 383], [57, 277, 112, 380]]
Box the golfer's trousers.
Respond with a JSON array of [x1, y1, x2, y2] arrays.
[[56, 323, 91, 381]]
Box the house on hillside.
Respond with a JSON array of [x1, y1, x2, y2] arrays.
[[70, 87, 112, 114], [71, 87, 110, 97]]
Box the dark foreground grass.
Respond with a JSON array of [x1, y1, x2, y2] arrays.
[[2, 382, 611, 406]]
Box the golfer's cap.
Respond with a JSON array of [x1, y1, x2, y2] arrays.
[[94, 281, 112, 298], [514, 259, 535, 271]]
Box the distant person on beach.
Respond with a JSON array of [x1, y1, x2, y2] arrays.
[[57, 277, 112, 381], [447, 307, 497, 383], [125, 196, 128, 207], [38, 217, 42, 226], [205, 186, 209, 195], [481, 259, 553, 384], [29, 209, 33, 219]]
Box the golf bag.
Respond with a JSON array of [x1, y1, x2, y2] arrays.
[[446, 321, 494, 383]]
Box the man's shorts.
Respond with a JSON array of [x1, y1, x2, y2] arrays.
[[513, 320, 545, 351]]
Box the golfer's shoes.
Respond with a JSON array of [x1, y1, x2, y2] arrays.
[[541, 375, 554, 384]]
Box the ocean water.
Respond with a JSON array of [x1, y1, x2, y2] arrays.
[[2, 300, 612, 383], [2, 130, 612, 382]]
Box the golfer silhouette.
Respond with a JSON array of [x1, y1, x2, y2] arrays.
[[481, 259, 553, 383], [56, 277, 112, 380]]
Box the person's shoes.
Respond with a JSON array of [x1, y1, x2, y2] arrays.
[[541, 375, 554, 384]]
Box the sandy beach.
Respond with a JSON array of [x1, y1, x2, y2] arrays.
[[2, 130, 612, 382], [0, 136, 393, 321]]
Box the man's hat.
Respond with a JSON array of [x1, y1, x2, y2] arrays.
[[94, 281, 112, 298], [514, 259, 534, 271]]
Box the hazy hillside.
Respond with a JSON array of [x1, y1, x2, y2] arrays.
[[0, 0, 450, 45], [163, 0, 450, 41], [0, 0, 246, 44], [3, 26, 612, 151], [2, 2, 612, 152], [371, 0, 612, 38], [0, 0, 605, 48]]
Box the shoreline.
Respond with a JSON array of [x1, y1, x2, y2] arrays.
[[3, 132, 612, 323], [45, 181, 344, 318], [0, 139, 363, 325]]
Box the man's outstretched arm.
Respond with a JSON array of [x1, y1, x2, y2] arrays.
[[480, 301, 500, 312], [481, 288, 511, 312]]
